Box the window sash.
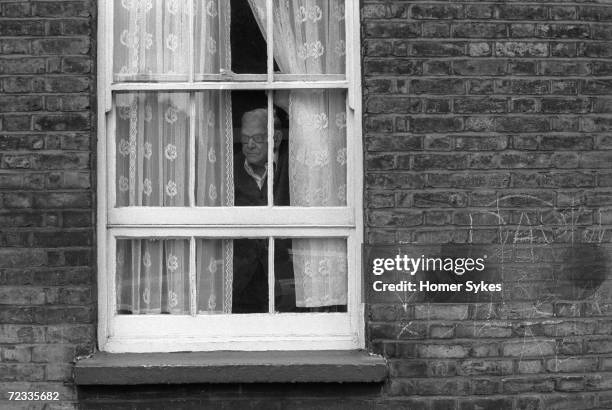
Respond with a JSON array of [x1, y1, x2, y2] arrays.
[[103, 228, 361, 352], [101, 1, 356, 111], [106, 94, 356, 217]]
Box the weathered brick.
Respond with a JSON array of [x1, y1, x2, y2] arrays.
[[551, 6, 577, 21], [31, 38, 90, 55], [457, 359, 513, 376], [365, 22, 419, 38], [422, 22, 450, 38], [551, 42, 576, 58], [546, 358, 597, 373], [453, 60, 506, 76], [495, 42, 548, 57], [503, 377, 555, 393], [411, 5, 463, 20], [465, 5, 495, 20], [454, 97, 507, 114], [411, 118, 463, 134], [507, 60, 538, 76], [364, 59, 421, 75], [452, 23, 507, 39], [498, 5, 547, 20], [368, 210, 422, 227], [0, 21, 44, 36], [580, 6, 612, 21], [414, 192, 468, 208], [468, 42, 492, 57], [389, 360, 428, 377], [418, 344, 469, 359], [412, 154, 468, 170], [459, 398, 512, 410], [495, 79, 549, 95], [535, 24, 589, 39], [32, 1, 91, 17], [366, 173, 425, 189], [32, 113, 90, 131], [423, 61, 451, 76], [583, 80, 612, 94], [411, 42, 466, 57], [540, 61, 589, 76], [502, 340, 555, 357], [592, 24, 612, 41], [367, 135, 421, 151], [580, 43, 612, 58], [367, 97, 421, 114], [411, 79, 464, 95]]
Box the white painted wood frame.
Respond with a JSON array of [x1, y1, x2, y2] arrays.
[[97, 0, 363, 352]]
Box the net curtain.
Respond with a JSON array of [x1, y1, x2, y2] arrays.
[[248, 0, 348, 307], [115, 0, 234, 314]]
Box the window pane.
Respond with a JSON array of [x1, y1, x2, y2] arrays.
[[113, 0, 191, 82], [275, 238, 347, 313], [195, 91, 234, 206], [116, 238, 190, 314], [278, 89, 347, 207], [114, 90, 347, 208], [194, 0, 232, 78], [115, 92, 190, 207], [230, 91, 283, 207], [113, 1, 346, 81], [197, 238, 268, 314], [267, 0, 346, 78], [228, 0, 267, 75]]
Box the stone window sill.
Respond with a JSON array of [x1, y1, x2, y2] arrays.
[[74, 350, 387, 385]]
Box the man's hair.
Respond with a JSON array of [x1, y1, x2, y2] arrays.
[[241, 108, 281, 131]]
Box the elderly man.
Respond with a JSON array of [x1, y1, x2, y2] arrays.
[[232, 108, 292, 313], [233, 108, 289, 206]]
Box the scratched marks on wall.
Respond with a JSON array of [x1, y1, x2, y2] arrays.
[[465, 193, 608, 248], [465, 194, 610, 302], [366, 192, 612, 381], [429, 192, 610, 374]]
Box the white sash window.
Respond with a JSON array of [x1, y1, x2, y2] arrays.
[[98, 0, 362, 352]]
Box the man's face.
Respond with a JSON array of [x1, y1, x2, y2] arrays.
[[241, 120, 268, 167]]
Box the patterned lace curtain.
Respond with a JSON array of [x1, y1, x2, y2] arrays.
[[114, 0, 234, 314], [248, 0, 348, 307]]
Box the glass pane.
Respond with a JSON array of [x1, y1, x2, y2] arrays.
[[195, 91, 234, 206], [278, 89, 347, 207], [228, 0, 267, 75], [231, 91, 277, 207], [116, 238, 190, 314], [275, 238, 347, 313], [115, 92, 189, 207], [197, 238, 268, 313], [270, 0, 346, 79], [194, 0, 232, 79], [113, 0, 190, 82]]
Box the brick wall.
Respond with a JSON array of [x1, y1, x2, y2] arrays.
[[2, 0, 612, 409], [0, 0, 96, 408], [363, 1, 612, 409]]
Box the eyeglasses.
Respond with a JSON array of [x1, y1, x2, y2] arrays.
[[240, 133, 267, 144]]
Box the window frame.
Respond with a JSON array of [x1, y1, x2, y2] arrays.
[[97, 0, 363, 353]]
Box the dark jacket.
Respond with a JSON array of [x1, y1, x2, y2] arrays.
[[232, 141, 293, 313]]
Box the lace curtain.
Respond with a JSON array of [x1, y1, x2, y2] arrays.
[[115, 0, 233, 314], [114, 0, 230, 80], [248, 0, 348, 307]]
